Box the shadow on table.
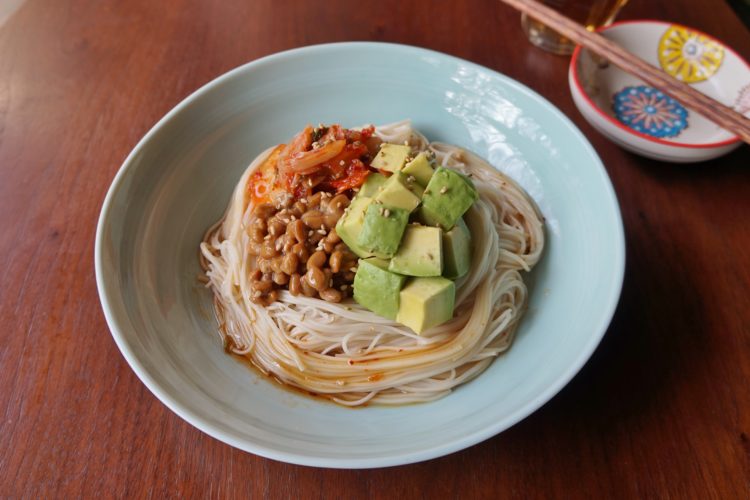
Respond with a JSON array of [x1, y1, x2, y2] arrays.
[[624, 144, 749, 181]]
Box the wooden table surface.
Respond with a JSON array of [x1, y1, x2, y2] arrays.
[[1, 0, 749, 497]]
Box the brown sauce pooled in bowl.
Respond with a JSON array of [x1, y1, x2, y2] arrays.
[[229, 351, 382, 408]]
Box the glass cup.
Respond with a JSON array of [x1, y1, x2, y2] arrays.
[[522, 0, 628, 55]]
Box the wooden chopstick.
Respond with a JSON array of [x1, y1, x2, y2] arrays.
[[501, 0, 750, 145]]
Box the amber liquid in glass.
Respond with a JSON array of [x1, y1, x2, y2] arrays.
[[522, 0, 628, 55]]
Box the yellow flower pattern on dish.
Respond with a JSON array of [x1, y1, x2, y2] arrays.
[[657, 26, 724, 83]]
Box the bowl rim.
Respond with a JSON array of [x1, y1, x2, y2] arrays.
[[95, 41, 626, 468], [569, 19, 750, 149]]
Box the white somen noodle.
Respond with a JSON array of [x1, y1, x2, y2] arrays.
[[199, 121, 544, 406]]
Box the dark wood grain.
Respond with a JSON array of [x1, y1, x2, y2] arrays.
[[1, 0, 748, 498]]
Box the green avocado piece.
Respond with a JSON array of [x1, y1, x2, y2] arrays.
[[402, 152, 434, 187], [442, 217, 472, 279], [353, 259, 407, 320], [359, 172, 387, 197], [374, 172, 422, 213], [396, 277, 456, 333], [388, 225, 442, 277], [419, 167, 479, 230], [370, 144, 412, 173], [357, 204, 409, 258], [335, 196, 374, 258], [361, 257, 391, 270]]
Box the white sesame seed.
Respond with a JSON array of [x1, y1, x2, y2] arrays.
[[440, 186, 448, 194], [350, 267, 358, 273], [339, 160, 345, 166], [383, 208, 391, 217]]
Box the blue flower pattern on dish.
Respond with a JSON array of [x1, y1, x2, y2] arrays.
[[612, 85, 689, 138]]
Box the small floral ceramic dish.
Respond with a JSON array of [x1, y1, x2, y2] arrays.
[[569, 20, 750, 162]]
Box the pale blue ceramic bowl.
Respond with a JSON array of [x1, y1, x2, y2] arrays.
[[95, 43, 625, 468]]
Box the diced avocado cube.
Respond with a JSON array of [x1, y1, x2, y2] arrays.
[[357, 204, 409, 258], [374, 172, 422, 213], [407, 180, 424, 198], [370, 144, 411, 173], [353, 259, 407, 320], [397, 277, 455, 333], [419, 167, 479, 230], [402, 152, 434, 187], [389, 225, 442, 277], [359, 172, 387, 197], [443, 217, 472, 279], [361, 257, 391, 270], [335, 196, 375, 258]]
